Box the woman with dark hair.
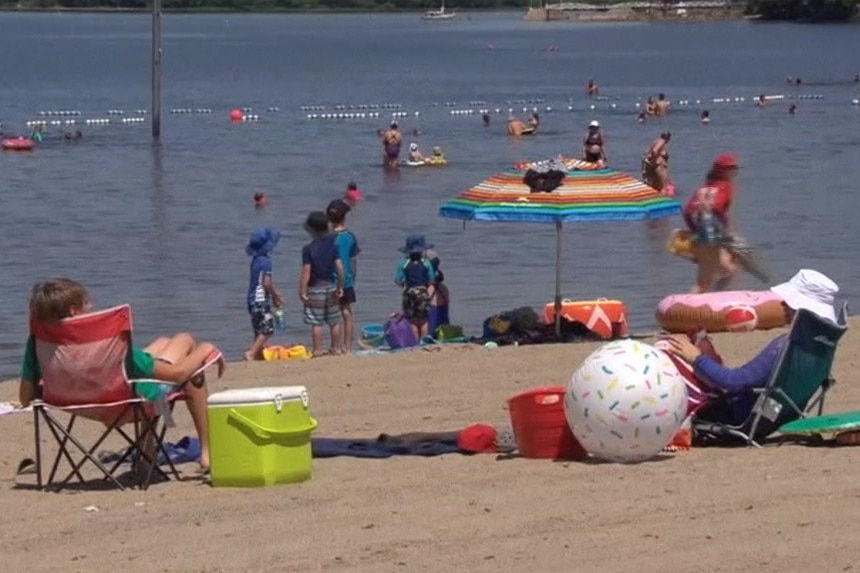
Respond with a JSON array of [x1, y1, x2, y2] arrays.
[[682, 154, 741, 293], [641, 131, 672, 194]]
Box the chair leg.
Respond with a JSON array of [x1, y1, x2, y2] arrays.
[[33, 406, 43, 490], [43, 414, 89, 487], [52, 411, 130, 491]]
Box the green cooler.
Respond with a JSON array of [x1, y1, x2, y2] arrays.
[[207, 386, 317, 487]]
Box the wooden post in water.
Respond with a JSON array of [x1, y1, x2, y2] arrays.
[[151, 0, 162, 139]]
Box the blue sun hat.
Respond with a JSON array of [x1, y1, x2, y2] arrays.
[[398, 234, 434, 255], [246, 227, 281, 256]]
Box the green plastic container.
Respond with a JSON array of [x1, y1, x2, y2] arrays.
[[207, 386, 317, 487]]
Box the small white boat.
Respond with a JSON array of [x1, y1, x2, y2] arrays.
[[422, 1, 456, 20]]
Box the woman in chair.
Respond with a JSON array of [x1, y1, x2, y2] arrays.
[[660, 269, 839, 427]]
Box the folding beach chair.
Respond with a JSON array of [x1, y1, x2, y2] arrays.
[[30, 305, 221, 491], [693, 303, 848, 447]]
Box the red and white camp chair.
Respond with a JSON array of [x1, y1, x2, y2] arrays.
[[30, 305, 222, 490]]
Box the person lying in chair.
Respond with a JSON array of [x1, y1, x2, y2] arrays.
[[19, 278, 224, 471], [660, 269, 839, 427]]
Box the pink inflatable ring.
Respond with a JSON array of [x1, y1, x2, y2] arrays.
[[656, 290, 788, 333]]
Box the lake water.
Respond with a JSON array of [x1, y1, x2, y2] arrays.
[[1, 12, 859, 376]]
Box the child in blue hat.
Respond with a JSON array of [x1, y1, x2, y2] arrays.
[[394, 234, 436, 340], [244, 227, 284, 361]]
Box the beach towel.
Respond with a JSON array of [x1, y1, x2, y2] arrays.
[[312, 437, 461, 458], [97, 436, 201, 466]]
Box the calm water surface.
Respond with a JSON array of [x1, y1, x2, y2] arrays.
[[1, 12, 859, 376]]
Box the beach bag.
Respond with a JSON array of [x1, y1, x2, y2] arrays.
[[384, 315, 418, 349], [435, 324, 465, 342]]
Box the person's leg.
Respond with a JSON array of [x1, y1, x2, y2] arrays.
[[181, 381, 210, 468], [244, 304, 273, 361], [330, 322, 343, 354], [690, 244, 720, 293], [311, 325, 324, 355], [143, 333, 210, 469], [144, 332, 196, 364], [244, 333, 269, 361], [714, 248, 740, 291], [341, 303, 354, 354]]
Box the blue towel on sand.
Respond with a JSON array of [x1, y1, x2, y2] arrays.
[[312, 438, 461, 458], [97, 436, 201, 466]]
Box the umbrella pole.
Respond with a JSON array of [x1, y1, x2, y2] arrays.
[[555, 220, 562, 338]]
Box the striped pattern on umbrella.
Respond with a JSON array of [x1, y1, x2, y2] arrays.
[[440, 162, 681, 223]]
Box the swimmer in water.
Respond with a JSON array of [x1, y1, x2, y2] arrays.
[[700, 110, 711, 124], [344, 181, 363, 206], [408, 142, 424, 163], [756, 94, 767, 107], [642, 131, 672, 195], [582, 120, 606, 166], [654, 93, 670, 117], [506, 115, 528, 136], [788, 103, 797, 115], [637, 111, 647, 123], [645, 96, 656, 116], [482, 112, 491, 126], [586, 79, 599, 97], [253, 191, 268, 208], [528, 108, 540, 128], [381, 121, 402, 169]]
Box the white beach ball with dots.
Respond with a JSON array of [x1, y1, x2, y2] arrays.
[[564, 340, 688, 463]]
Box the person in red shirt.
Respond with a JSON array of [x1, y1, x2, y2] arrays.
[[682, 153, 740, 293]]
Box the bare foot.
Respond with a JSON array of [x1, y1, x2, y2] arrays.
[[243, 351, 255, 361]]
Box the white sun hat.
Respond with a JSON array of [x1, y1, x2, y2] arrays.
[[770, 269, 838, 323], [589, 120, 600, 128]]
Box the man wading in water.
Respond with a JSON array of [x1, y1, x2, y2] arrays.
[[381, 121, 403, 169]]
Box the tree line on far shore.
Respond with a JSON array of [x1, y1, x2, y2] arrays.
[[749, 0, 858, 21], [0, 0, 857, 22]]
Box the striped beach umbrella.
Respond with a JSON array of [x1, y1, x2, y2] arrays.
[[439, 158, 681, 336]]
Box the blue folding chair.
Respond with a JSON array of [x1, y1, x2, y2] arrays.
[[694, 303, 848, 447]]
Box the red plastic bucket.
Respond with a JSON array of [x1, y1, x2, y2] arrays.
[[508, 386, 587, 460]]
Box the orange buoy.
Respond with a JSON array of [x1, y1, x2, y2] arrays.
[[229, 109, 244, 122]]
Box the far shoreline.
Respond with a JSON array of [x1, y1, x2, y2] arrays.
[[0, 6, 747, 21]]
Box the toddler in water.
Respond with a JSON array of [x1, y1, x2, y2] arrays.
[[394, 234, 436, 340], [244, 227, 284, 361], [344, 181, 363, 206]]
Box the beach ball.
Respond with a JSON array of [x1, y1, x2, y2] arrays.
[[564, 340, 688, 463], [725, 305, 758, 332]]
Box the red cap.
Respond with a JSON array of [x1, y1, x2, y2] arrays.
[[457, 424, 499, 454], [713, 153, 739, 168]]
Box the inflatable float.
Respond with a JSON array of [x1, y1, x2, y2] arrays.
[[404, 156, 448, 167], [667, 229, 771, 286], [2, 137, 35, 151], [656, 290, 788, 334], [542, 298, 629, 339]]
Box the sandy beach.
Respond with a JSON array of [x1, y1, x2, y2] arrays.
[[2, 322, 860, 573]]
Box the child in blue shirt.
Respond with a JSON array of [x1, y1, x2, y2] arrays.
[[244, 227, 284, 361], [327, 199, 360, 354], [394, 234, 436, 340], [300, 211, 345, 356], [426, 251, 450, 336]]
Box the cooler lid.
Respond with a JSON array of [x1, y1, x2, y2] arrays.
[[208, 386, 308, 407]]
